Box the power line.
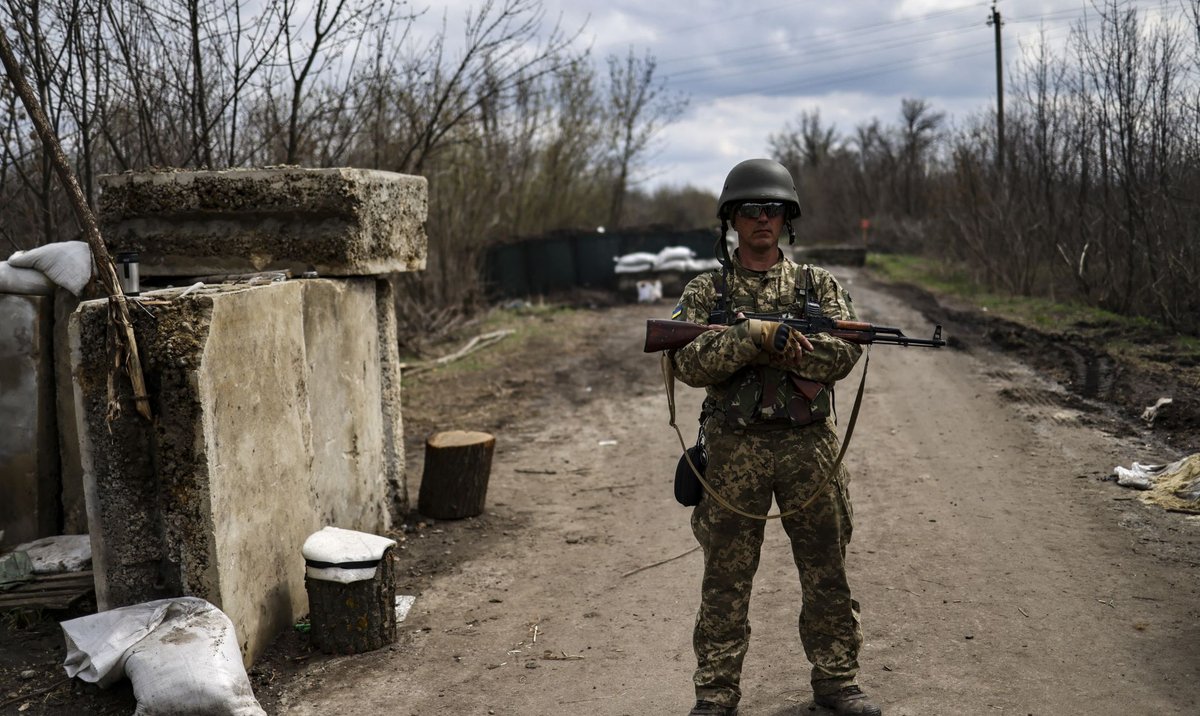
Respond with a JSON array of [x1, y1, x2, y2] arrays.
[[657, 1, 990, 66], [667, 22, 987, 82], [683, 23, 1077, 99]]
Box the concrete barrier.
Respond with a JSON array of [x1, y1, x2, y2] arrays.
[[98, 167, 427, 277], [66, 165, 425, 663], [69, 279, 400, 662]]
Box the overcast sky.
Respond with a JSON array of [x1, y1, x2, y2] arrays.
[[423, 0, 1180, 193]]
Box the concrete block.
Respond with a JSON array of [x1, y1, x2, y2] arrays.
[[54, 289, 87, 534], [70, 278, 395, 663], [98, 167, 428, 277], [0, 294, 59, 548]]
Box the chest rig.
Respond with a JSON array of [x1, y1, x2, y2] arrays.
[[706, 265, 833, 429]]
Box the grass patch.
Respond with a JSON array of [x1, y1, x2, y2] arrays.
[[866, 253, 1200, 365]]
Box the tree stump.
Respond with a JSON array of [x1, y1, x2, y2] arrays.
[[303, 527, 398, 655], [418, 430, 495, 519], [305, 546, 396, 655]]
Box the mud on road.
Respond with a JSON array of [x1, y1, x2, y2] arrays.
[[2, 267, 1198, 715]]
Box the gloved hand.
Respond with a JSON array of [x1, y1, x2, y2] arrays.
[[746, 319, 812, 365]]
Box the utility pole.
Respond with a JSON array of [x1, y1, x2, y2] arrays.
[[987, 2, 1005, 174]]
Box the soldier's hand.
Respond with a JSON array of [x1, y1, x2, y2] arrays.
[[747, 319, 813, 364]]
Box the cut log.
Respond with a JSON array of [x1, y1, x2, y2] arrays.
[[305, 546, 397, 655], [418, 430, 496, 519]]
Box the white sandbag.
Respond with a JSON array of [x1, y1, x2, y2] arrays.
[[0, 261, 55, 295], [615, 251, 657, 267], [655, 246, 696, 262], [654, 258, 691, 272], [14, 534, 91, 573], [8, 240, 92, 295], [614, 262, 654, 274], [685, 258, 722, 272], [62, 597, 266, 715]]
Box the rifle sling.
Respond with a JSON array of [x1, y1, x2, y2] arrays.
[[661, 349, 869, 521]]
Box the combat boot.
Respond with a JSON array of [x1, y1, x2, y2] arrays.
[[814, 685, 882, 715], [688, 699, 738, 715]]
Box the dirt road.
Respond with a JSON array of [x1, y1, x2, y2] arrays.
[[272, 268, 1200, 716]]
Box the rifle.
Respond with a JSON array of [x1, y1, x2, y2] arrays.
[[644, 313, 945, 353]]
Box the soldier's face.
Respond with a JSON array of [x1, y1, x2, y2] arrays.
[[732, 204, 784, 253]]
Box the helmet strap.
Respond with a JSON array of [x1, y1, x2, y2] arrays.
[[716, 218, 734, 268], [786, 220, 796, 245]]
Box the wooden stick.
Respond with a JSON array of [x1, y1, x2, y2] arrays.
[[621, 546, 701, 578], [0, 677, 70, 708], [0, 23, 151, 421], [402, 329, 515, 374]]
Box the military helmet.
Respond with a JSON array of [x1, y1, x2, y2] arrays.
[[717, 158, 801, 220]]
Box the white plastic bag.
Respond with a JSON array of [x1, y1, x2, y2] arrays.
[[636, 279, 663, 303], [62, 597, 266, 715], [8, 240, 93, 295]]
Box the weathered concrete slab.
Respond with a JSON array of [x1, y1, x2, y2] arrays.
[[0, 294, 59, 549], [98, 167, 428, 277], [53, 290, 87, 535], [70, 278, 398, 663]]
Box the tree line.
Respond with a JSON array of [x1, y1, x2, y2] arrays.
[[0, 0, 687, 312], [770, 0, 1200, 333]]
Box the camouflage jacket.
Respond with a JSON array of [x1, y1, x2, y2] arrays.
[[670, 251, 863, 427]]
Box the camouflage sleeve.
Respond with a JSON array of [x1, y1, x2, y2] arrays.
[[797, 266, 863, 384], [669, 273, 762, 387]]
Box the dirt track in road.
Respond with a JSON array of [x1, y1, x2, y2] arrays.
[[259, 267, 1200, 716]]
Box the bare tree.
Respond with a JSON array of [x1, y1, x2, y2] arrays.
[[604, 47, 686, 229]]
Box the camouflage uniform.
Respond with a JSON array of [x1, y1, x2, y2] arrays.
[[671, 251, 864, 708]]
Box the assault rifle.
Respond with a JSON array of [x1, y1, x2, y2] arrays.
[[644, 313, 945, 353]]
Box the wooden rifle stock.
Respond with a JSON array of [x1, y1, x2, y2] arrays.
[[644, 319, 719, 352]]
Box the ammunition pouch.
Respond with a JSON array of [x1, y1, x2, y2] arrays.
[[719, 366, 831, 429], [674, 444, 706, 507]]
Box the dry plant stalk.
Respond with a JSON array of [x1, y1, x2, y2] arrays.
[[0, 22, 151, 421]]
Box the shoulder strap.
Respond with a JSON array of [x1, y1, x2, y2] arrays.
[[710, 268, 731, 324]]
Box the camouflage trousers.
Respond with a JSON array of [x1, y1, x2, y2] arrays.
[[691, 418, 862, 707]]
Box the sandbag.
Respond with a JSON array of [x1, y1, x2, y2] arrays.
[[655, 246, 696, 264], [0, 261, 54, 295], [8, 240, 92, 295], [62, 597, 266, 715]]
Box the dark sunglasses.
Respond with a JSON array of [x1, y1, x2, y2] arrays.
[[735, 202, 786, 219]]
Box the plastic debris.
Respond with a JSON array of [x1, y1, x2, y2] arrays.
[[395, 595, 416, 622], [1112, 454, 1200, 513], [1141, 397, 1173, 424], [636, 279, 663, 303], [13, 535, 91, 573]]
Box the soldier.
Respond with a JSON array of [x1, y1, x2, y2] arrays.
[[670, 158, 881, 716]]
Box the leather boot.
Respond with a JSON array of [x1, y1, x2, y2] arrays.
[[814, 685, 882, 715], [688, 699, 738, 716]]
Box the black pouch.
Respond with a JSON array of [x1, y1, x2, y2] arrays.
[[674, 444, 706, 507]]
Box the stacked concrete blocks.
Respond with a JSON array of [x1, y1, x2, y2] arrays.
[[71, 167, 426, 663]]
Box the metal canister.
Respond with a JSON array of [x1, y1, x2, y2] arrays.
[[115, 252, 140, 296]]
